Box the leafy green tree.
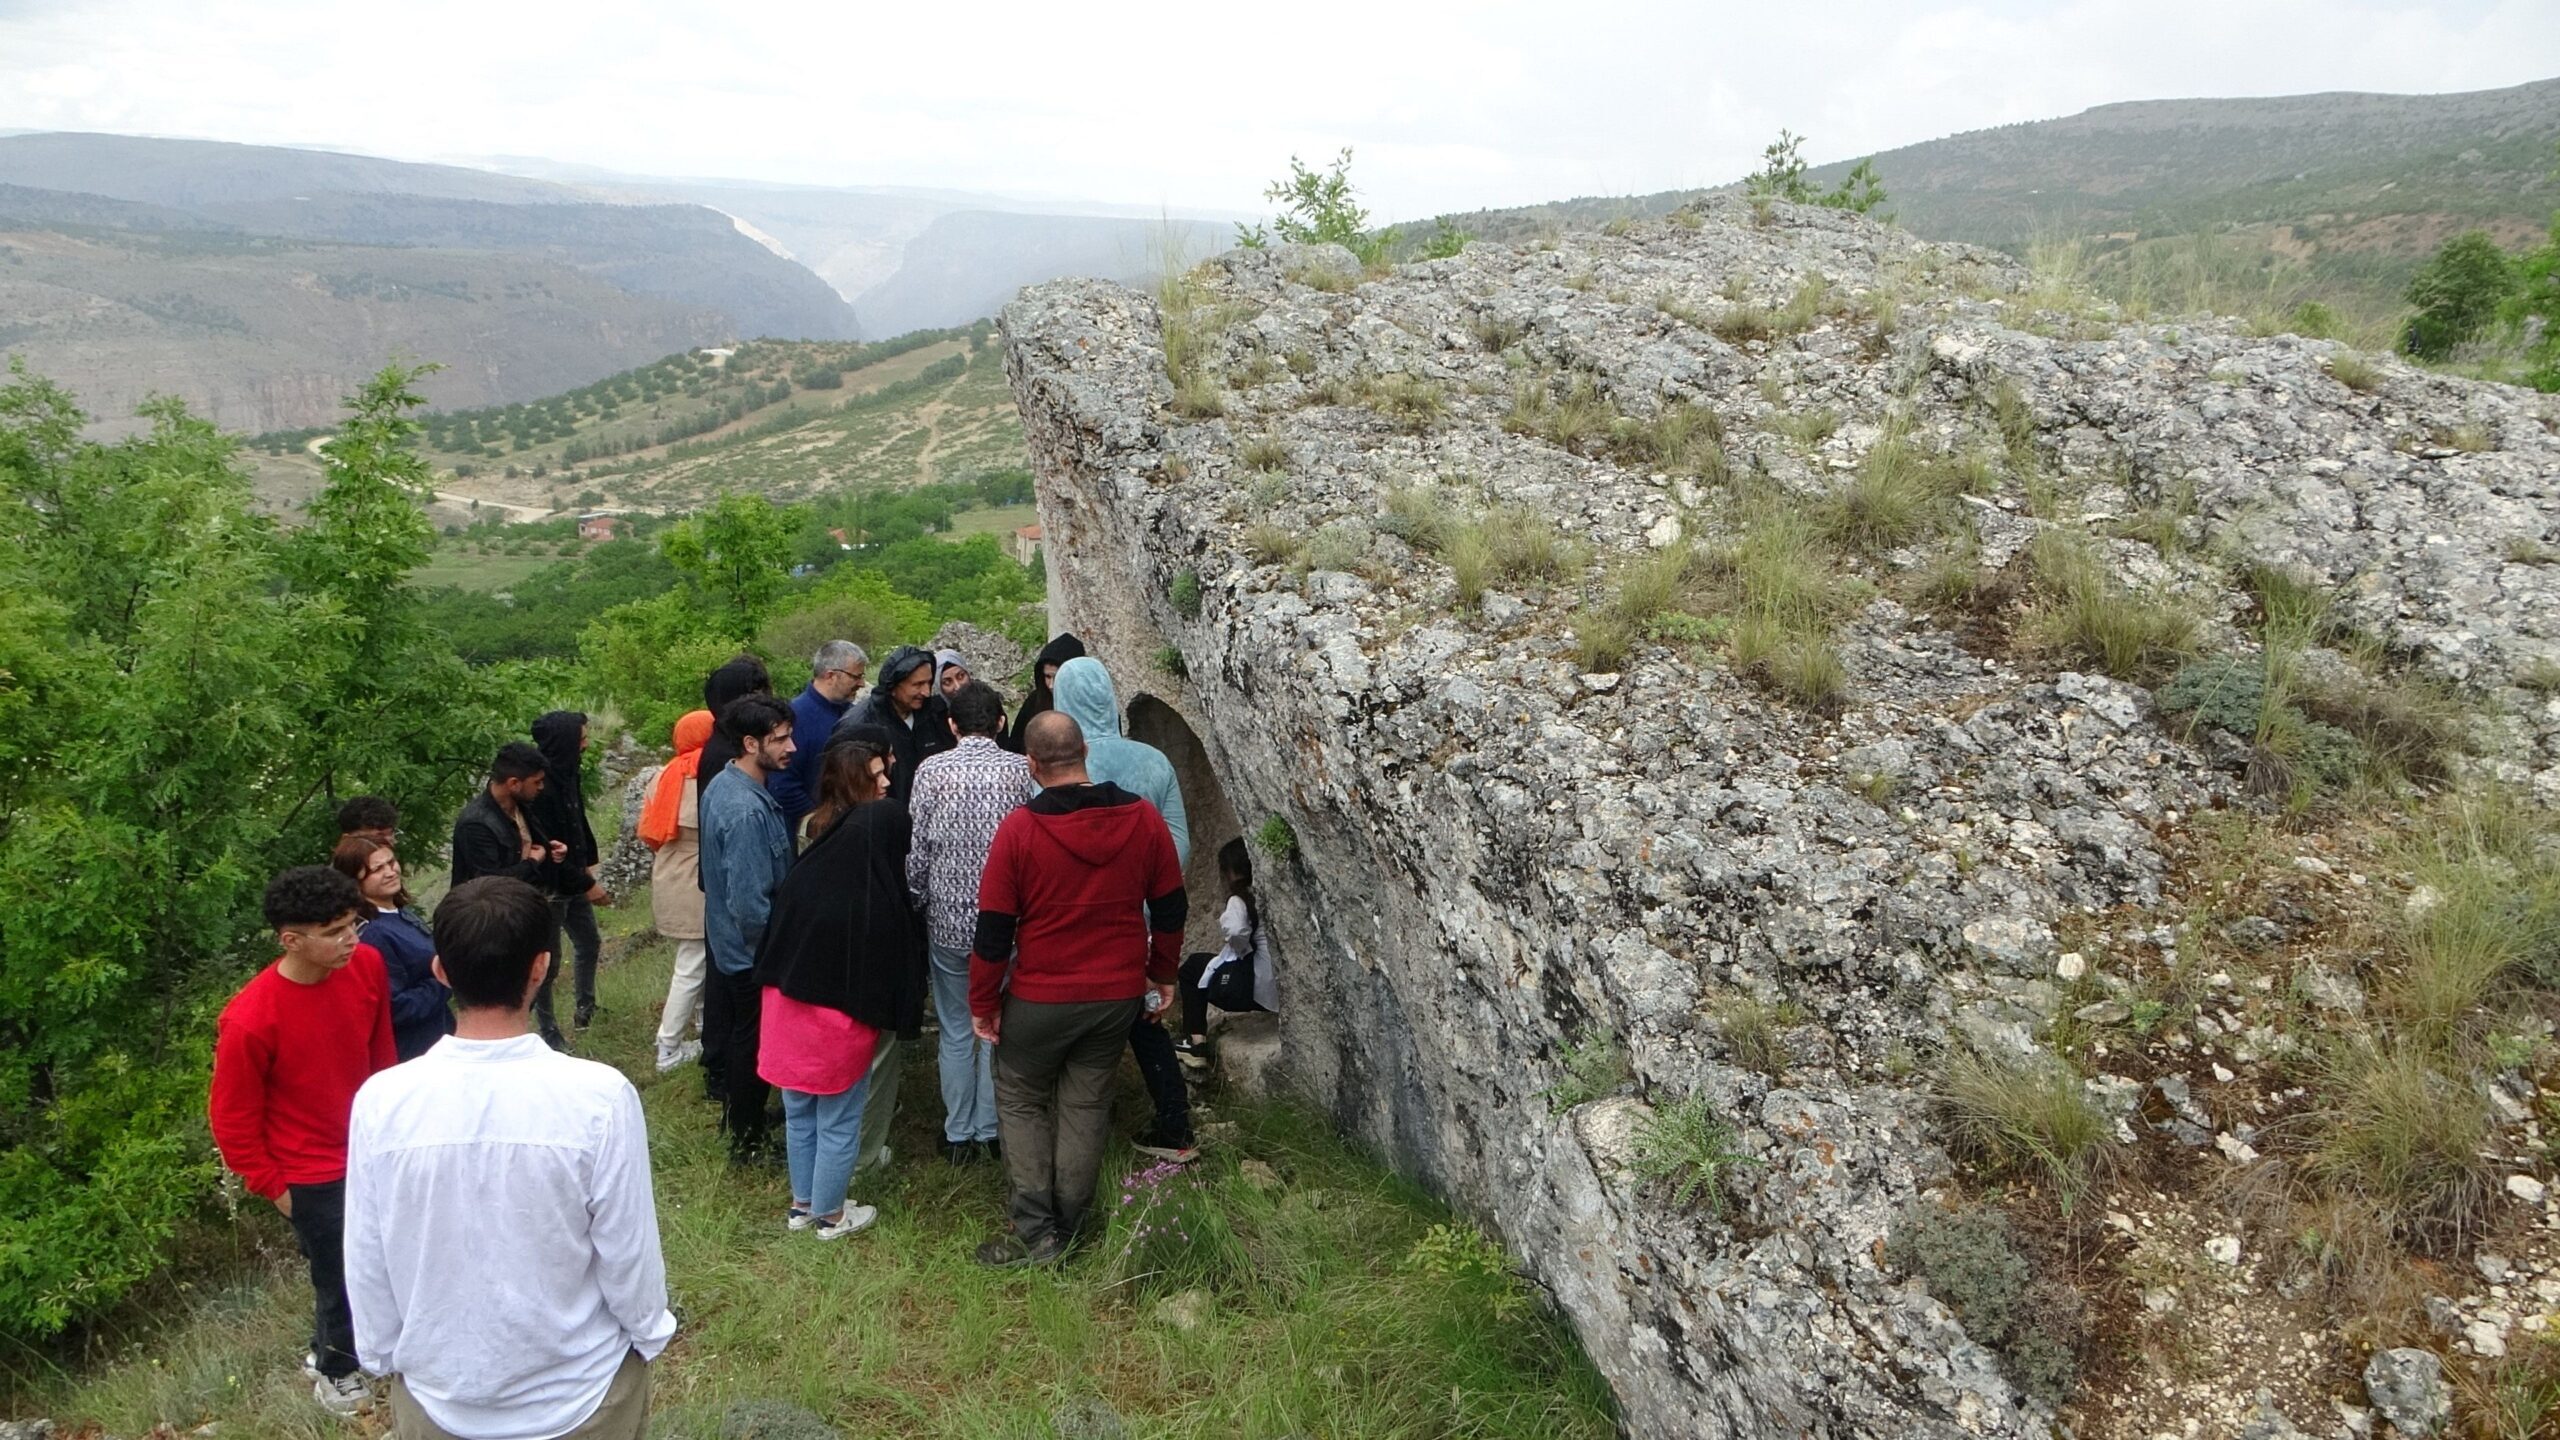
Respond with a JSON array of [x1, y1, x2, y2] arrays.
[[1421, 218, 1473, 260], [0, 362, 528, 1339], [1746, 130, 1812, 201], [2511, 218, 2560, 391], [1745, 132, 1890, 216], [659, 493, 798, 641], [1242, 148, 1394, 263], [577, 589, 742, 744], [2401, 230, 2517, 360]]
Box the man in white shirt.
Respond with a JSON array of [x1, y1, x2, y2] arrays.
[[346, 876, 676, 1440]]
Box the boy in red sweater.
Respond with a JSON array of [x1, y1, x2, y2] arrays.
[[969, 711, 1184, 1267], [209, 865, 396, 1417]]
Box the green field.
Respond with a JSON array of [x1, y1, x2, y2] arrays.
[[947, 502, 1039, 541], [408, 549, 561, 592]]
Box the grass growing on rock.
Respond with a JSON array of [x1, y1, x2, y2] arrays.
[[1629, 1097, 1756, 1214], [5, 923, 1616, 1440], [1448, 506, 1582, 607], [2019, 530, 2197, 682], [1936, 1048, 2116, 1216]]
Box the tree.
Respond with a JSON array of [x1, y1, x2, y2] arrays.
[[659, 493, 797, 641], [0, 363, 529, 1339], [1745, 132, 1890, 216], [2402, 230, 2517, 360], [1746, 130, 1812, 201], [1241, 148, 1394, 264]]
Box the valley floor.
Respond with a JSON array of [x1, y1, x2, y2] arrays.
[[1, 909, 1615, 1440]]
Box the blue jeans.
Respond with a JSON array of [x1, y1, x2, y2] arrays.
[[929, 944, 998, 1143], [781, 1080, 868, 1220]]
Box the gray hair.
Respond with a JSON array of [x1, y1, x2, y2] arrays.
[[813, 640, 868, 678]]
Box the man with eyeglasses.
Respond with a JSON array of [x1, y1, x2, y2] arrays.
[[769, 640, 866, 836]]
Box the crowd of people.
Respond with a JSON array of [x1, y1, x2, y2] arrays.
[[205, 634, 1279, 1436]]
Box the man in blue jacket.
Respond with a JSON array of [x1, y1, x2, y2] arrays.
[[699, 694, 796, 1165], [1051, 656, 1198, 1162], [769, 640, 866, 834]]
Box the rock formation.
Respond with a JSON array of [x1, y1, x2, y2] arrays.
[[999, 197, 2560, 1436]]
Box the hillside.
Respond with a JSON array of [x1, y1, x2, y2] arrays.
[[848, 210, 1227, 338], [1436, 78, 2560, 309], [0, 221, 733, 436], [243, 327, 1026, 521], [0, 134, 863, 432]]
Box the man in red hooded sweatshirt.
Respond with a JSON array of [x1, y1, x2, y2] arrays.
[[968, 710, 1185, 1267]]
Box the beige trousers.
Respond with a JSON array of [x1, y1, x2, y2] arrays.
[[390, 1349, 650, 1440]]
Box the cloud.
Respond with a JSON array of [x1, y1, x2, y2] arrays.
[[1, 0, 2553, 218]]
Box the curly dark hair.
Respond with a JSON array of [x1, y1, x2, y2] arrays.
[[262, 865, 364, 932], [335, 795, 398, 836]]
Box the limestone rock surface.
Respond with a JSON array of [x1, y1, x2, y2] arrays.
[[999, 196, 2560, 1437]]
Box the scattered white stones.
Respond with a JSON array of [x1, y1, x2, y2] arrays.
[[2509, 1173, 2548, 1205], [2215, 1132, 2261, 1165], [2205, 1235, 2243, 1267], [2466, 1318, 2509, 1358]]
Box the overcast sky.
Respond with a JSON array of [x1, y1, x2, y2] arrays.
[[2, 0, 2554, 220]]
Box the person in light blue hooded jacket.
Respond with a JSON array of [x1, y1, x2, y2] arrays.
[[1050, 658, 1188, 866], [1048, 656, 1200, 1160]]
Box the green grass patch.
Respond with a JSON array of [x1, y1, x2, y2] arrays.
[[1936, 1048, 2115, 1215], [6, 931, 1615, 1439], [2019, 531, 2197, 682]]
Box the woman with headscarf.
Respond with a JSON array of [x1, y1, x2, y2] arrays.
[[933, 649, 974, 700], [642, 709, 713, 1074], [1001, 633, 1085, 753], [529, 710, 611, 1033], [753, 736, 921, 1239]]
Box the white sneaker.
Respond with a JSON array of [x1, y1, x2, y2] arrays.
[[787, 1204, 818, 1231], [313, 1370, 368, 1416], [302, 1350, 322, 1381], [815, 1204, 877, 1240], [655, 1039, 702, 1073]]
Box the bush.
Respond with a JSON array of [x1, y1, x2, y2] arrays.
[[1169, 569, 1202, 620], [1888, 1203, 2086, 1404], [2401, 231, 2517, 361]]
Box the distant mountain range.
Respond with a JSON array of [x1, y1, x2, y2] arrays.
[[0, 133, 1221, 433]]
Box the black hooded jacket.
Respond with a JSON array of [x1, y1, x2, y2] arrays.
[[527, 710, 597, 894], [844, 645, 954, 803], [752, 799, 925, 1038], [695, 655, 774, 812], [1002, 632, 1085, 753]]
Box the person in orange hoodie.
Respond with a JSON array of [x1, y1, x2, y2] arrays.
[[642, 710, 714, 1074], [208, 864, 396, 1417]]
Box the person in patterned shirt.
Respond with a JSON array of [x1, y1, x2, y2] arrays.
[[906, 681, 1033, 1165]]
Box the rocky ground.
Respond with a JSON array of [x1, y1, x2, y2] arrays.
[[1001, 196, 2560, 1437]]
